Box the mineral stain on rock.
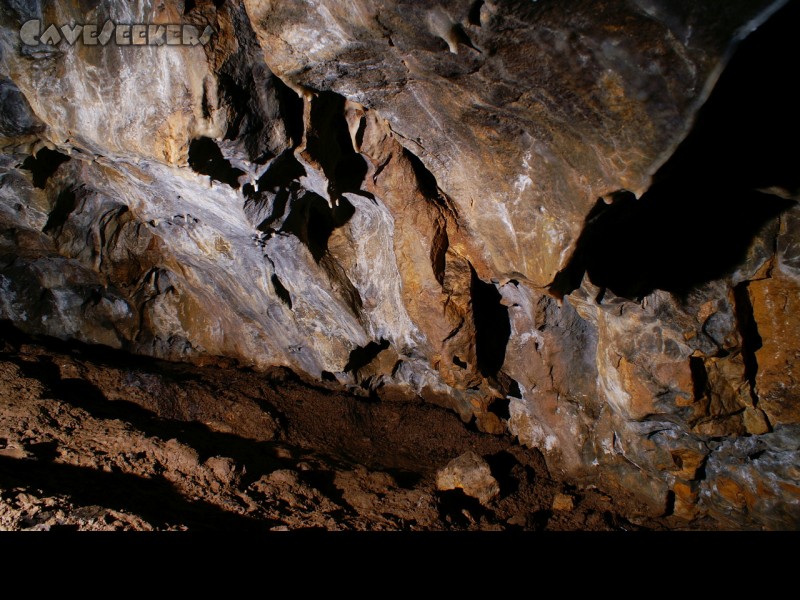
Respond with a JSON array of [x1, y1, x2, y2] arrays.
[[0, 0, 799, 530]]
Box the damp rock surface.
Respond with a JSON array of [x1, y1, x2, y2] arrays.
[[0, 0, 798, 529]]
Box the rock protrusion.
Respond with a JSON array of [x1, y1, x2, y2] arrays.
[[436, 451, 500, 505]]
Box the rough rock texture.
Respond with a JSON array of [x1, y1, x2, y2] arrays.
[[436, 450, 500, 505], [0, 323, 674, 531], [1, 0, 799, 529]]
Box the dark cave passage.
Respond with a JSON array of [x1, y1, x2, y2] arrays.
[[344, 339, 390, 373], [470, 266, 510, 377], [188, 137, 245, 189], [281, 192, 355, 263], [20, 148, 69, 189], [303, 91, 369, 199], [550, 0, 800, 300]]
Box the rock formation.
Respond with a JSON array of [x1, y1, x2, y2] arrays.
[[1, 0, 798, 529]]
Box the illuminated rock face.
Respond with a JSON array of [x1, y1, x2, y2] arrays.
[[1, 0, 798, 528]]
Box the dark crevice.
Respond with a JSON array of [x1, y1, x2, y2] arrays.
[[188, 137, 244, 189], [254, 151, 307, 192], [452, 355, 467, 369], [450, 24, 481, 53], [402, 149, 457, 218], [430, 221, 449, 286], [484, 450, 519, 496], [353, 115, 367, 151], [303, 91, 368, 200], [487, 397, 511, 420], [271, 274, 292, 309], [549, 1, 800, 301], [183, 0, 196, 15], [201, 78, 212, 120], [243, 150, 307, 232], [214, 4, 300, 162], [505, 376, 522, 399], [343, 339, 390, 373], [321, 253, 364, 320], [732, 282, 762, 405], [217, 73, 249, 143], [334, 152, 369, 196], [43, 187, 79, 234], [468, 1, 484, 26], [664, 490, 676, 517], [689, 356, 708, 401], [436, 488, 488, 526], [21, 148, 70, 189], [470, 265, 511, 377], [281, 192, 354, 263], [275, 84, 305, 149]]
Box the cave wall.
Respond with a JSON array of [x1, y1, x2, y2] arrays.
[[0, 0, 798, 528]]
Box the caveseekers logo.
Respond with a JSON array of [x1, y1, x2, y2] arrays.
[[20, 19, 215, 47]]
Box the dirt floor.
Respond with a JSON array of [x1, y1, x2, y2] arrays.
[[0, 322, 712, 531]]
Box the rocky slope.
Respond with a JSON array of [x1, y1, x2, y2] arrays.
[[1, 321, 683, 531], [0, 0, 798, 529]]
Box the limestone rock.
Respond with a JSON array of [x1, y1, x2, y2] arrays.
[[436, 451, 499, 505], [0, 0, 797, 530]]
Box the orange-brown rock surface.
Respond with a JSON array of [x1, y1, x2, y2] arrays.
[[1, 0, 798, 529]]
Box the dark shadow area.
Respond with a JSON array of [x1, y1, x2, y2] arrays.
[[436, 488, 489, 527], [0, 455, 275, 531], [528, 509, 552, 531], [344, 339, 390, 373], [492, 370, 522, 401], [384, 467, 423, 490], [42, 187, 79, 234], [21, 148, 70, 189], [485, 450, 520, 496], [0, 319, 510, 493], [297, 468, 353, 514], [303, 91, 368, 198], [430, 222, 449, 286], [274, 76, 306, 148], [470, 266, 510, 377], [252, 150, 307, 194], [487, 397, 511, 420], [733, 281, 762, 404], [271, 274, 292, 309], [214, 3, 304, 160], [468, 1, 485, 26], [217, 72, 252, 143], [550, 0, 800, 300], [551, 189, 791, 300], [402, 148, 457, 216], [243, 151, 306, 232], [281, 192, 355, 262], [689, 355, 708, 401], [450, 23, 481, 53], [6, 353, 290, 489], [335, 153, 369, 196], [188, 137, 245, 188]]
